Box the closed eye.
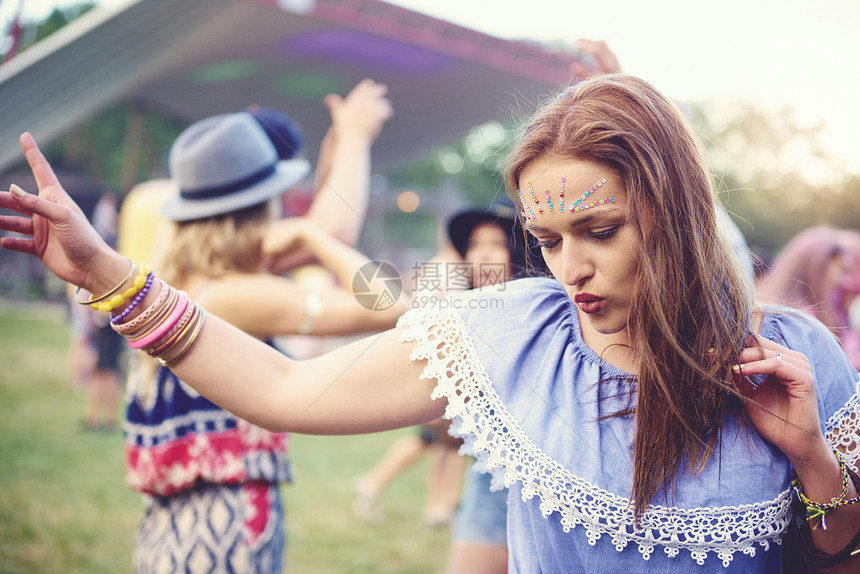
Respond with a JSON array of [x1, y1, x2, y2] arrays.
[[534, 237, 561, 250], [589, 226, 619, 241]]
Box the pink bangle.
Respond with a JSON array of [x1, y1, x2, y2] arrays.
[[128, 291, 189, 350], [112, 279, 171, 335], [146, 303, 196, 356]]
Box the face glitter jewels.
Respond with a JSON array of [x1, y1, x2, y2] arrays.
[[570, 178, 609, 213], [559, 177, 565, 212], [518, 177, 613, 221], [528, 183, 544, 215], [517, 188, 537, 221]]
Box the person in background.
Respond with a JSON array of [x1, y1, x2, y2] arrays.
[[118, 78, 391, 273], [79, 192, 125, 431], [757, 225, 860, 370], [440, 200, 542, 574], [352, 202, 535, 530]]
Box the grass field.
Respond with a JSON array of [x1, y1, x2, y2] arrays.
[[0, 303, 450, 573]]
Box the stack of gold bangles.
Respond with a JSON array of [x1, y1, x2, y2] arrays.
[[77, 260, 206, 366]]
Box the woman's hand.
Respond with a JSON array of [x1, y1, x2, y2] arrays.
[[569, 39, 622, 83], [735, 335, 830, 465], [325, 79, 393, 143], [261, 216, 320, 269], [0, 133, 127, 292]]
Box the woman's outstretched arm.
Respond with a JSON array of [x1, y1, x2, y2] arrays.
[[0, 133, 442, 435]]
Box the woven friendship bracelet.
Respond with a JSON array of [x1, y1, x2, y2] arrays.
[[794, 466, 860, 568], [792, 449, 860, 531]]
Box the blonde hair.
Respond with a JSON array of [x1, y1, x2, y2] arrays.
[[157, 202, 271, 287], [133, 201, 272, 402]]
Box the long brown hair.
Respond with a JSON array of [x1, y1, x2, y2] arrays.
[[505, 74, 754, 517]]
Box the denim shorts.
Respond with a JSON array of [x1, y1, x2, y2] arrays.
[[451, 467, 508, 546]]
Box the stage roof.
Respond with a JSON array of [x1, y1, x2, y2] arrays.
[[0, 0, 580, 176]]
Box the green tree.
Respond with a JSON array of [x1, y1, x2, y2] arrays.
[[690, 100, 860, 257]]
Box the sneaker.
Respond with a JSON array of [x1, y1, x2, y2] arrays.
[[350, 477, 385, 524]]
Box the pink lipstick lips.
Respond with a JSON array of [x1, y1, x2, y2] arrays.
[[574, 293, 604, 314]]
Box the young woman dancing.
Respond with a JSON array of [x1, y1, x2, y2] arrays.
[[2, 74, 859, 572]]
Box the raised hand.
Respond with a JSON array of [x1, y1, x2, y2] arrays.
[[324, 78, 393, 143], [735, 335, 829, 464], [0, 133, 127, 292], [569, 39, 622, 83]]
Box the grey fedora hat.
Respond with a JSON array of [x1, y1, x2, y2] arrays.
[[160, 112, 311, 222]]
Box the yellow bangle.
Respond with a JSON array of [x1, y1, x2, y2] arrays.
[[91, 262, 152, 312], [76, 259, 135, 306]]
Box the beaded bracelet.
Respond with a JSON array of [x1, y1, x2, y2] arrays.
[[792, 449, 860, 530], [793, 466, 860, 568], [112, 280, 171, 335], [110, 271, 154, 324], [93, 262, 152, 312], [76, 259, 135, 306]]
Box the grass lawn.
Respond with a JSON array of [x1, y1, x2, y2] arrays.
[[0, 302, 449, 573]]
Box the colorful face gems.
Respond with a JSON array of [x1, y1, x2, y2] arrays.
[[517, 188, 537, 221], [518, 177, 614, 221], [528, 183, 544, 215], [559, 178, 565, 212], [570, 178, 613, 213]]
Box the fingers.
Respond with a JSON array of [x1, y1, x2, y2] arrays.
[[0, 212, 34, 236], [6, 182, 75, 225], [0, 189, 34, 215], [733, 337, 812, 386], [20, 133, 62, 194], [0, 235, 35, 255], [324, 93, 343, 111]]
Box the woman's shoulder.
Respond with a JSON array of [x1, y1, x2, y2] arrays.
[[761, 304, 860, 428], [760, 304, 839, 349]]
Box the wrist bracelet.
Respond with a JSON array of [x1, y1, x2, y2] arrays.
[[795, 465, 860, 568], [76, 259, 135, 305], [792, 449, 860, 530], [112, 280, 171, 335]]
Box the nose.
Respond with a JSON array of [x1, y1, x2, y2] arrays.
[[559, 241, 593, 287]]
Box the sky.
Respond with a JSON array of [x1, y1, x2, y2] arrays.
[[3, 0, 860, 174]]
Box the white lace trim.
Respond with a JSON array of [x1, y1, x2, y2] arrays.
[[825, 374, 860, 471], [398, 308, 792, 567]]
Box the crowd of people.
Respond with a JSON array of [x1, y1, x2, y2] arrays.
[[1, 37, 860, 574]]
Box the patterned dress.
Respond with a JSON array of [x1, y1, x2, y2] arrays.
[[398, 277, 860, 572], [125, 354, 291, 574]]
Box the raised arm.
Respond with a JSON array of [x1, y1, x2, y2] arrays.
[[0, 133, 441, 436], [200, 217, 408, 337], [305, 78, 392, 246]]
